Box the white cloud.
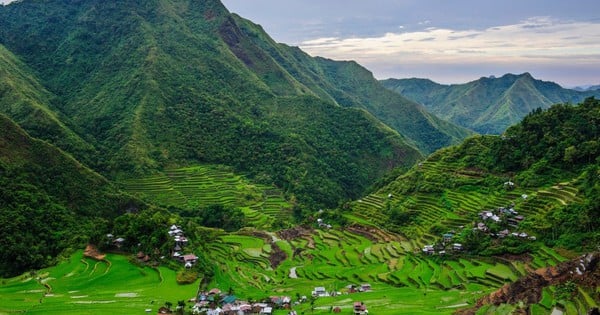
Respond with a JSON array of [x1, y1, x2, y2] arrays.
[[299, 17, 600, 84]]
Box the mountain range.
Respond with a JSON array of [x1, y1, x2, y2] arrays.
[[381, 73, 600, 134], [0, 0, 477, 210]]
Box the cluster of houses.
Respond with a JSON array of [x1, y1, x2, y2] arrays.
[[105, 233, 125, 248], [316, 218, 332, 229], [422, 204, 537, 255], [422, 233, 463, 256], [312, 283, 372, 297], [169, 225, 198, 268], [191, 289, 292, 315], [476, 207, 535, 240]]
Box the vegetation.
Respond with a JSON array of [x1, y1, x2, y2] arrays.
[[0, 0, 597, 314], [0, 0, 430, 210], [0, 114, 141, 276], [382, 73, 600, 134]]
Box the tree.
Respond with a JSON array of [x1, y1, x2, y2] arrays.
[[176, 300, 186, 315]]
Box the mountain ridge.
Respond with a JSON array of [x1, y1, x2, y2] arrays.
[[381, 73, 600, 134], [0, 0, 435, 208]]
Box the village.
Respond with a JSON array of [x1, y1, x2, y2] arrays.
[[421, 201, 536, 256], [105, 202, 538, 315], [120, 223, 372, 315]]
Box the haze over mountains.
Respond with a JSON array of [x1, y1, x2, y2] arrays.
[[381, 73, 600, 134]]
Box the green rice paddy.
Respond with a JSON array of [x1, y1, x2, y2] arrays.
[[1, 163, 594, 314]]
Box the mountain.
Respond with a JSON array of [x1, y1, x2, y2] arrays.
[[0, 113, 141, 276], [0, 44, 96, 165], [224, 15, 472, 153], [0, 0, 443, 208], [574, 84, 600, 92], [381, 73, 600, 134], [372, 97, 600, 250]]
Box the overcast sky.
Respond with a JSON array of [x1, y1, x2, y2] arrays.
[[220, 0, 600, 87], [1, 0, 598, 87]]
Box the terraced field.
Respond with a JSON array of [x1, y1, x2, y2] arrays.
[[352, 159, 584, 250], [203, 226, 578, 314], [0, 250, 199, 315], [120, 165, 292, 229]]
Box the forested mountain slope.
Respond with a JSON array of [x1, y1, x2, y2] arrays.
[[227, 15, 472, 153], [0, 44, 95, 165], [382, 73, 600, 134], [0, 114, 141, 276], [362, 97, 599, 252], [0, 0, 430, 208]]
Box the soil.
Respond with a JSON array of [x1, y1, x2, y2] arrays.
[[268, 242, 287, 269], [455, 252, 600, 315], [346, 224, 394, 242], [83, 244, 106, 261], [277, 226, 313, 241]]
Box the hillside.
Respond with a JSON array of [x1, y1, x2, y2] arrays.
[[0, 114, 141, 276], [0, 0, 434, 208], [341, 98, 600, 312], [227, 15, 472, 153], [0, 44, 96, 165], [381, 73, 600, 134]]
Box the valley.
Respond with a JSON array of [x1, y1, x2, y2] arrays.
[[0, 0, 598, 314]]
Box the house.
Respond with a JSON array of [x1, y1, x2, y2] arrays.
[[206, 307, 222, 315], [208, 288, 222, 295], [359, 284, 371, 292], [476, 223, 488, 232], [353, 302, 368, 315], [260, 306, 273, 314], [347, 284, 358, 293], [422, 245, 435, 255], [442, 233, 454, 243], [452, 243, 463, 251], [113, 237, 125, 248], [312, 287, 328, 297], [182, 254, 198, 264], [479, 211, 493, 220], [498, 229, 510, 238], [157, 306, 172, 314]]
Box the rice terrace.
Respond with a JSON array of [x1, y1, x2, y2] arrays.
[[2, 160, 598, 314], [0, 0, 599, 314]]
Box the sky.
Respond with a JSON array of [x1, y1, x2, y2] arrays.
[[1, 0, 598, 87], [219, 0, 600, 87]]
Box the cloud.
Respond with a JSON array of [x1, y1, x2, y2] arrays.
[[299, 17, 600, 84]]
